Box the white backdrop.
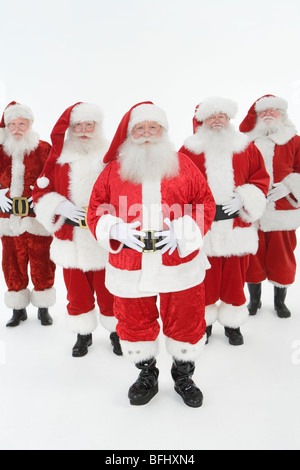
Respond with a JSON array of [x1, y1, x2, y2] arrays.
[[0, 0, 299, 451]]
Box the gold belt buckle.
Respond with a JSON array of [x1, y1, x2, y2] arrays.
[[12, 197, 29, 217], [140, 230, 156, 253], [79, 207, 89, 229]]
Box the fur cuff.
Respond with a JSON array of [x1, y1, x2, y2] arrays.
[[218, 302, 249, 328], [235, 184, 267, 223], [165, 336, 206, 362], [95, 214, 124, 253], [120, 339, 159, 363], [173, 215, 203, 258], [35, 192, 66, 234], [31, 287, 56, 308], [5, 288, 30, 309], [66, 308, 98, 334], [99, 312, 117, 332]]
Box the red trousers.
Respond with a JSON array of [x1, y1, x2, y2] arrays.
[[1, 233, 55, 292], [113, 283, 206, 345], [246, 230, 297, 286], [205, 255, 250, 306], [63, 268, 114, 318]]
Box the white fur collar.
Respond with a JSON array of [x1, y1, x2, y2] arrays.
[[246, 121, 297, 145]]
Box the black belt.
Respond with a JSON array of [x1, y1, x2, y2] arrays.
[[65, 207, 89, 229], [214, 205, 239, 221], [124, 230, 166, 253], [3, 197, 35, 217]]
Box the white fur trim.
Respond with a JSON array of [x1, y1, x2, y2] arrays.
[[235, 184, 267, 223], [4, 104, 34, 125], [0, 215, 51, 237], [34, 192, 66, 234], [50, 229, 108, 270], [195, 97, 238, 122], [104, 249, 210, 297], [205, 304, 218, 326], [95, 214, 124, 253], [204, 222, 259, 257], [128, 104, 168, 133], [120, 339, 159, 363], [218, 301, 249, 328], [259, 204, 300, 231], [5, 288, 30, 309], [173, 215, 203, 258], [255, 96, 288, 113], [37, 176, 50, 189], [165, 335, 206, 362], [283, 173, 300, 208], [30, 287, 56, 308], [66, 308, 98, 335], [70, 103, 104, 125], [98, 313, 117, 332]]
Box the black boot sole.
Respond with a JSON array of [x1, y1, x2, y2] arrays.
[[6, 313, 28, 327], [129, 383, 159, 406], [247, 301, 262, 316], [174, 385, 203, 408], [72, 337, 92, 357]]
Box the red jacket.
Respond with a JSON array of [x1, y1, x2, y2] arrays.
[[180, 134, 270, 257], [87, 152, 216, 298]]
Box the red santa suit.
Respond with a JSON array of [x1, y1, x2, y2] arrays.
[[87, 102, 216, 363], [0, 102, 56, 312], [239, 95, 300, 287], [180, 97, 270, 331], [32, 103, 115, 337]]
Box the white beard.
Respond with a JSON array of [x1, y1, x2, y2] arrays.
[[2, 128, 39, 159], [254, 117, 282, 136], [195, 123, 247, 155], [63, 127, 106, 157], [118, 131, 179, 184]]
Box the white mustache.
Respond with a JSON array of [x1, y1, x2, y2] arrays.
[[262, 116, 275, 121], [75, 133, 91, 138]]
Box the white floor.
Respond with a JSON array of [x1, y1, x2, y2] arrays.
[[0, 244, 299, 451]]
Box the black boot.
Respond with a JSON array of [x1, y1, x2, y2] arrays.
[[128, 358, 159, 406], [6, 309, 27, 327], [247, 283, 262, 315], [110, 332, 123, 356], [37, 308, 53, 326], [274, 287, 291, 318], [205, 325, 212, 344], [72, 333, 93, 357], [224, 327, 244, 345], [171, 360, 203, 408]]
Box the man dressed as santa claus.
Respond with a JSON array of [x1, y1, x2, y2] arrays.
[[87, 101, 216, 407], [33, 102, 121, 358], [180, 97, 270, 346], [239, 94, 300, 318], [0, 101, 56, 327]]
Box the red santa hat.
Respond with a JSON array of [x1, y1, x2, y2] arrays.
[[0, 101, 34, 127], [103, 101, 169, 164], [239, 94, 288, 133], [193, 96, 238, 133], [36, 102, 104, 189]]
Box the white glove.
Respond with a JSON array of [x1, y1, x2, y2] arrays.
[[0, 188, 12, 213], [55, 200, 86, 223], [222, 193, 243, 216], [155, 218, 178, 255], [267, 182, 290, 202], [110, 221, 146, 252]]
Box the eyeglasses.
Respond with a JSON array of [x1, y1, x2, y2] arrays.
[[73, 121, 95, 132], [132, 123, 162, 136]]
